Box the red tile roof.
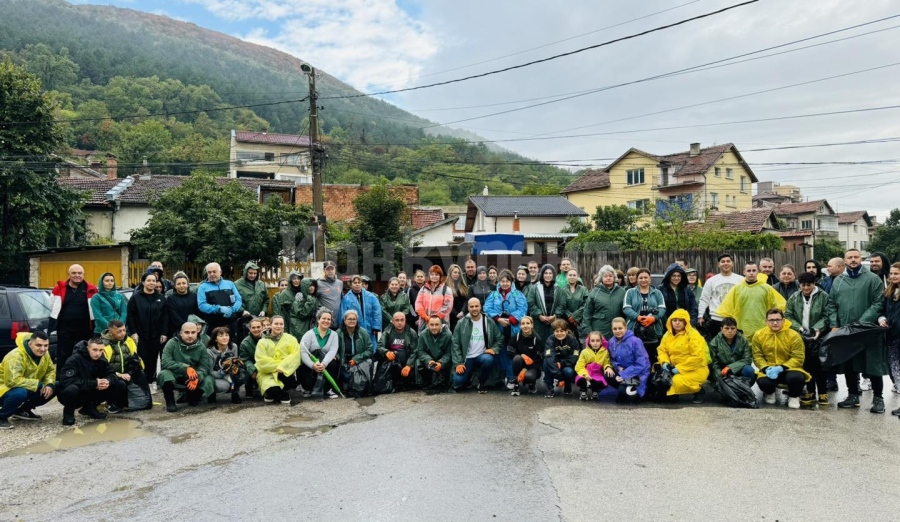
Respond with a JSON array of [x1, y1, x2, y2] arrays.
[[771, 200, 831, 216], [410, 208, 444, 230], [560, 169, 610, 193], [837, 210, 870, 225], [58, 175, 296, 206], [234, 131, 311, 147], [57, 178, 120, 205], [706, 208, 779, 233]]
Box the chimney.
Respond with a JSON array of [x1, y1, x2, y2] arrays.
[[689, 142, 700, 156], [90, 160, 102, 171], [512, 211, 520, 232], [105, 154, 118, 180], [483, 186, 489, 196]]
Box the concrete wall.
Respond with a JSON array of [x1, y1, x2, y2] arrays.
[[411, 222, 456, 247], [839, 219, 871, 255], [229, 140, 310, 179], [476, 215, 570, 234]]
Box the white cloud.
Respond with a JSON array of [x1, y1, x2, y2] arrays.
[[186, 0, 439, 91]]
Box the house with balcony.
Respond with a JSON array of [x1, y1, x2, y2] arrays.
[[837, 210, 874, 256], [561, 142, 757, 222], [768, 200, 838, 258], [229, 130, 312, 184]]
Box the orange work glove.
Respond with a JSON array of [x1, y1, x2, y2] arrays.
[[567, 317, 577, 327], [186, 379, 198, 391], [720, 367, 730, 377], [433, 362, 442, 373], [349, 360, 357, 367], [643, 316, 656, 326], [186, 367, 198, 381], [401, 366, 411, 378], [521, 354, 534, 366], [456, 364, 466, 375], [386, 351, 396, 361], [517, 369, 526, 383], [558, 380, 566, 389]]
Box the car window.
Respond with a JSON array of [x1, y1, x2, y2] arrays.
[[0, 294, 9, 319], [17, 291, 51, 320]]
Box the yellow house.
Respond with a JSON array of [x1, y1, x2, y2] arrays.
[[562, 142, 757, 221], [229, 130, 312, 183]]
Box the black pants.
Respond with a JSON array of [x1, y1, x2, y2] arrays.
[[703, 319, 722, 341], [643, 342, 659, 368], [511, 354, 541, 385], [112, 371, 151, 408], [264, 374, 298, 399], [845, 366, 884, 398], [56, 327, 91, 366], [58, 381, 125, 410], [381, 349, 415, 388], [418, 366, 449, 389], [804, 344, 827, 396], [757, 371, 806, 398], [165, 377, 205, 404], [299, 360, 341, 393], [137, 338, 163, 385]]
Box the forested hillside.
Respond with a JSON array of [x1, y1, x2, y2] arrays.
[[0, 0, 571, 204]]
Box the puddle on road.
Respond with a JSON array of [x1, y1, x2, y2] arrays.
[[6, 420, 152, 456], [355, 397, 376, 407], [284, 414, 316, 423], [272, 425, 333, 435], [169, 432, 198, 444]]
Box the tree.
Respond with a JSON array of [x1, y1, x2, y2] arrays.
[[814, 238, 846, 264], [130, 172, 312, 276], [592, 204, 641, 231], [0, 58, 87, 274], [348, 183, 408, 277], [868, 208, 900, 261], [561, 216, 591, 234], [20, 44, 79, 91]]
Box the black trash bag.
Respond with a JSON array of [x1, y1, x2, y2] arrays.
[[345, 359, 374, 398], [818, 323, 885, 367], [127, 382, 151, 411], [714, 374, 759, 409], [650, 364, 673, 394], [371, 361, 397, 395]]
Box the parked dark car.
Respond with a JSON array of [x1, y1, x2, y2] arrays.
[[0, 286, 58, 359]]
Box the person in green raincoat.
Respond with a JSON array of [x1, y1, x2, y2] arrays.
[[235, 261, 270, 319], [716, 261, 786, 342], [583, 264, 626, 340], [158, 321, 215, 412], [381, 277, 412, 328], [707, 317, 755, 383], [90, 272, 127, 335], [528, 264, 563, 343], [553, 268, 588, 337], [289, 278, 319, 339], [272, 271, 304, 333], [404, 315, 452, 390]]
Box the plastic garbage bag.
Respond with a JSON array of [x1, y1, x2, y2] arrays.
[[818, 323, 885, 367], [650, 364, 673, 394], [127, 382, 151, 411], [714, 374, 758, 409], [345, 359, 374, 398], [372, 361, 397, 395]]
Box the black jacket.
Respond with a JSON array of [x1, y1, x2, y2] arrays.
[[544, 334, 580, 368], [61, 343, 117, 391], [507, 331, 543, 362], [127, 289, 169, 341], [658, 264, 698, 326], [772, 281, 800, 301], [884, 295, 900, 341], [166, 291, 198, 337]]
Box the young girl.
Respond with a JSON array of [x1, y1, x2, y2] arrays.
[[207, 327, 245, 404], [507, 316, 542, 396], [574, 331, 611, 401], [543, 319, 581, 398], [606, 317, 651, 402]]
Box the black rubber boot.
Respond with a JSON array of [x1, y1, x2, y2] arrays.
[[163, 383, 177, 413], [62, 406, 76, 426]]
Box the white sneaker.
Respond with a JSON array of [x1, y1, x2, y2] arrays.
[[787, 397, 800, 409], [764, 393, 776, 405], [777, 390, 789, 405], [506, 381, 515, 390], [325, 390, 339, 399], [860, 378, 872, 391], [150, 382, 158, 393], [892, 383, 900, 394]]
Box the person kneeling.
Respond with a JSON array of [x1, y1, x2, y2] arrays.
[[708, 318, 756, 383], [606, 318, 651, 403], [405, 315, 452, 392], [752, 308, 810, 409], [102, 320, 151, 413], [59, 337, 126, 425], [257, 316, 303, 404], [377, 312, 419, 391], [451, 298, 502, 393], [574, 331, 610, 401], [657, 309, 709, 402], [0, 332, 56, 429], [207, 327, 247, 404], [542, 319, 580, 398], [508, 316, 542, 396], [158, 322, 215, 412], [299, 309, 341, 399]]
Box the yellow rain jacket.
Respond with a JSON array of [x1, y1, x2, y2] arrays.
[[0, 333, 56, 398], [715, 277, 785, 341], [575, 344, 611, 378], [255, 333, 302, 394], [657, 309, 709, 395], [751, 318, 810, 381]]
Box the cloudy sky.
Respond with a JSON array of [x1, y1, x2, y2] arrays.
[[74, 0, 900, 219]]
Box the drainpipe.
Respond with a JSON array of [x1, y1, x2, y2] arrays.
[[111, 201, 120, 241]]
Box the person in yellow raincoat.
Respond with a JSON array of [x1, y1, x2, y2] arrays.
[[254, 315, 302, 404], [716, 261, 786, 342], [751, 308, 810, 409], [0, 332, 56, 428], [657, 309, 709, 399]]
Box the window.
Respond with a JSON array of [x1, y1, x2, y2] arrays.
[[279, 153, 307, 166], [726, 168, 733, 179], [626, 168, 645, 185], [236, 150, 268, 162], [854, 241, 858, 248], [801, 219, 813, 230], [740, 176, 748, 192], [853, 224, 858, 232], [714, 167, 721, 177], [710, 193, 719, 208], [627, 199, 650, 213]]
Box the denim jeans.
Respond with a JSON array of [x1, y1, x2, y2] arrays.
[[452, 353, 496, 388], [0, 387, 53, 420], [543, 358, 576, 389]]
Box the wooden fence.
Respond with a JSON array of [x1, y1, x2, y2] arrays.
[[129, 261, 311, 288], [569, 250, 808, 289]]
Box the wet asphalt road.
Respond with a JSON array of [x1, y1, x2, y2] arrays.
[[2, 378, 900, 521]]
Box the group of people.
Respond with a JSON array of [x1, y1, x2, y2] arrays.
[[1, 248, 898, 429]]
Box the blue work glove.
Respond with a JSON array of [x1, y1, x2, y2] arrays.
[[662, 363, 671, 372], [671, 366, 679, 375], [220, 306, 233, 318], [765, 366, 782, 380]]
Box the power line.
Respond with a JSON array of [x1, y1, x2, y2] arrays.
[[317, 1, 760, 100]]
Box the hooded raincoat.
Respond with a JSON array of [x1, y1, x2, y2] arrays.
[[158, 335, 215, 397], [340, 288, 382, 345], [658, 264, 698, 327], [338, 326, 374, 366], [415, 281, 453, 326], [708, 331, 752, 375], [583, 283, 626, 340], [272, 271, 304, 331], [408, 327, 453, 384], [828, 265, 888, 375], [716, 277, 786, 341], [527, 264, 564, 341], [606, 330, 651, 397], [0, 333, 56, 399], [657, 309, 709, 395], [751, 318, 810, 381], [91, 272, 127, 335], [552, 281, 588, 335], [484, 286, 528, 336], [235, 262, 270, 317], [785, 287, 831, 335], [288, 278, 319, 338], [255, 332, 302, 394], [381, 288, 412, 327]]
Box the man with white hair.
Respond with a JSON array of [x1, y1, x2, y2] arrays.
[[50, 264, 98, 365], [196, 262, 243, 333]]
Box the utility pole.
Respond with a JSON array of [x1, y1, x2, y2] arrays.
[[303, 63, 326, 262]]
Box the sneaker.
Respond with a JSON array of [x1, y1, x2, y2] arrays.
[[893, 383, 900, 394], [838, 394, 860, 409], [826, 379, 839, 392], [263, 395, 275, 404], [505, 380, 515, 391], [79, 406, 107, 420], [800, 393, 815, 407], [299, 388, 312, 398], [579, 391, 588, 401], [477, 384, 488, 394], [764, 393, 776, 405], [11, 409, 41, 421], [544, 388, 555, 398], [325, 390, 339, 399], [62, 409, 76, 426], [870, 396, 885, 414], [691, 389, 706, 404], [0, 418, 13, 429], [280, 390, 292, 404], [529, 383, 537, 394], [859, 378, 872, 391], [787, 397, 800, 409], [106, 404, 124, 414], [510, 384, 520, 397], [817, 394, 830, 406], [591, 392, 599, 400], [892, 406, 900, 416]]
